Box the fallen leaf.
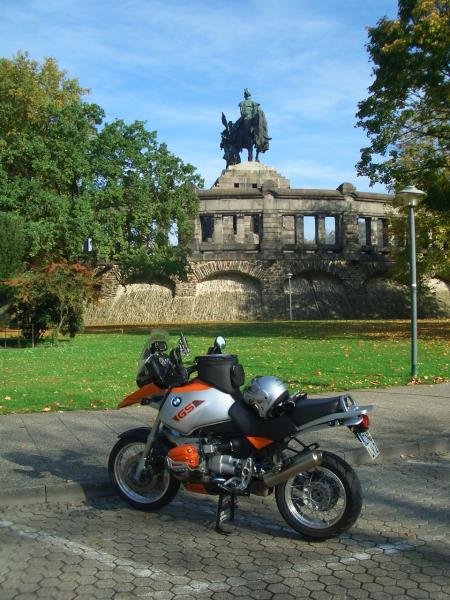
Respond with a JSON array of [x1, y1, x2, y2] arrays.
[[4, 396, 11, 401], [42, 407, 51, 412]]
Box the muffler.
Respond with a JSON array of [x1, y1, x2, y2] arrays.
[[262, 450, 322, 488]]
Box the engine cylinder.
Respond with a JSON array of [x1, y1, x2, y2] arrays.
[[167, 444, 200, 470], [207, 454, 242, 476]]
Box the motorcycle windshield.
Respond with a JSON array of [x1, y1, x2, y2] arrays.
[[136, 329, 171, 379]]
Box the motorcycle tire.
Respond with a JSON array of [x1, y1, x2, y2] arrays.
[[275, 451, 362, 540], [108, 436, 180, 511]]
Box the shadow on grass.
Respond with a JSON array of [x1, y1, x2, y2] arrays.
[[84, 320, 450, 342]]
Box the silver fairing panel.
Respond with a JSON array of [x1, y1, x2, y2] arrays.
[[160, 386, 235, 435]]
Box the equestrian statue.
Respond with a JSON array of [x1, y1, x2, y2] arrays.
[[220, 89, 270, 167]]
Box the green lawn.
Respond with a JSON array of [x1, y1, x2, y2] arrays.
[[1, 320, 449, 415]]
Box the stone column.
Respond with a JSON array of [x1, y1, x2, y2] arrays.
[[341, 213, 359, 252], [371, 218, 378, 248], [236, 215, 245, 243], [317, 216, 326, 246], [212, 214, 223, 246], [296, 215, 304, 246]]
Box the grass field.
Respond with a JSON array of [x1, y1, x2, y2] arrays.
[[1, 320, 449, 415]]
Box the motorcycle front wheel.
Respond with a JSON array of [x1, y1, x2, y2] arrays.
[[275, 451, 362, 540], [108, 436, 180, 511]]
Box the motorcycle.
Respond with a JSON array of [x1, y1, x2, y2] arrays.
[[109, 331, 380, 539]]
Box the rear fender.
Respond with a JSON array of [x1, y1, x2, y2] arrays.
[[297, 395, 373, 434]]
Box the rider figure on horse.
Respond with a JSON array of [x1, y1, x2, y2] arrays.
[[239, 88, 260, 122], [220, 89, 270, 168]]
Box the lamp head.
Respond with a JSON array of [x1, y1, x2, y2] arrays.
[[396, 185, 427, 208]]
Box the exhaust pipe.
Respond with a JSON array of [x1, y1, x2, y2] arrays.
[[262, 450, 322, 488]]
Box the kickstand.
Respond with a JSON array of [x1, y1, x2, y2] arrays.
[[215, 492, 237, 534]]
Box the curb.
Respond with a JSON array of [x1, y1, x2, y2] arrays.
[[0, 481, 116, 509], [344, 435, 450, 466], [0, 438, 448, 509]]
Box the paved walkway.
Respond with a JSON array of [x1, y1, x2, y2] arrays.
[[0, 383, 449, 507]]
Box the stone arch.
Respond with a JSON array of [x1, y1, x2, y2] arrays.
[[191, 260, 264, 283], [284, 271, 352, 319], [85, 281, 175, 325], [286, 258, 350, 281], [362, 275, 408, 318], [192, 270, 263, 321]]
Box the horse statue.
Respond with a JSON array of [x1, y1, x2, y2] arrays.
[[220, 89, 270, 168]]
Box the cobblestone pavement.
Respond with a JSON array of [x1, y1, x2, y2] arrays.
[[0, 455, 449, 600]]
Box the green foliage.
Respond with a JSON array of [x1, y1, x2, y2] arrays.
[[6, 261, 96, 338], [0, 52, 104, 264], [0, 212, 27, 305], [0, 212, 26, 279], [388, 203, 450, 284], [89, 120, 202, 279], [356, 0, 450, 201], [356, 0, 450, 282]]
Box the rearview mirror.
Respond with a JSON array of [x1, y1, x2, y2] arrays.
[[215, 336, 226, 350]]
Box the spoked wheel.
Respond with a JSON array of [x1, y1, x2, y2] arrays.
[[275, 451, 362, 540], [108, 436, 179, 510]]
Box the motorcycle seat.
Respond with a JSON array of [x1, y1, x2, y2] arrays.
[[289, 396, 341, 427], [229, 397, 298, 441]]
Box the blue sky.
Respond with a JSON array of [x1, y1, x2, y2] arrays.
[[1, 0, 398, 191]]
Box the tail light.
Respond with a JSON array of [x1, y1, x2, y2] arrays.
[[352, 414, 370, 432]]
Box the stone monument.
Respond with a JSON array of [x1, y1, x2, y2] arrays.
[[220, 89, 270, 166], [84, 91, 450, 325]]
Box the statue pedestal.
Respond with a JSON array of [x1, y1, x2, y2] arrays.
[[213, 162, 290, 191]]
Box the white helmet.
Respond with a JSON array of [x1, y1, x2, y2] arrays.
[[243, 376, 289, 419]]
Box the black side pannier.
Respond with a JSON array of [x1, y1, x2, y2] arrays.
[[196, 354, 245, 394]]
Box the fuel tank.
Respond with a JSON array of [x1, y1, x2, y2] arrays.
[[159, 379, 235, 435]]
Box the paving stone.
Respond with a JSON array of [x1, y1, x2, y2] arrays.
[[0, 457, 448, 599]]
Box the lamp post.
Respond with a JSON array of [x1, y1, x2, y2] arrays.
[[396, 185, 427, 380], [287, 272, 293, 321]]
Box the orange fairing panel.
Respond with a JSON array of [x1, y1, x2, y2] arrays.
[[117, 383, 166, 409], [171, 379, 211, 393], [246, 436, 273, 449]]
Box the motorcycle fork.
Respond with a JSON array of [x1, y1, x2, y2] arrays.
[[135, 417, 161, 480]]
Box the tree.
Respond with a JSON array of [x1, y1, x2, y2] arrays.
[[0, 212, 27, 310], [356, 0, 450, 282], [6, 262, 97, 338], [0, 52, 104, 264], [0, 53, 202, 285], [1, 52, 203, 336], [89, 119, 202, 282]]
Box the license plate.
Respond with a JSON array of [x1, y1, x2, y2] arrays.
[[356, 431, 380, 460]]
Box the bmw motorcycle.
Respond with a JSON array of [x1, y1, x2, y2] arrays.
[[109, 331, 379, 539]]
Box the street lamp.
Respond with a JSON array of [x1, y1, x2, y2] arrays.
[[396, 185, 427, 380], [287, 272, 293, 321]]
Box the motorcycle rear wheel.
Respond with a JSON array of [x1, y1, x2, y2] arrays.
[[275, 451, 362, 540], [109, 436, 180, 511]]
